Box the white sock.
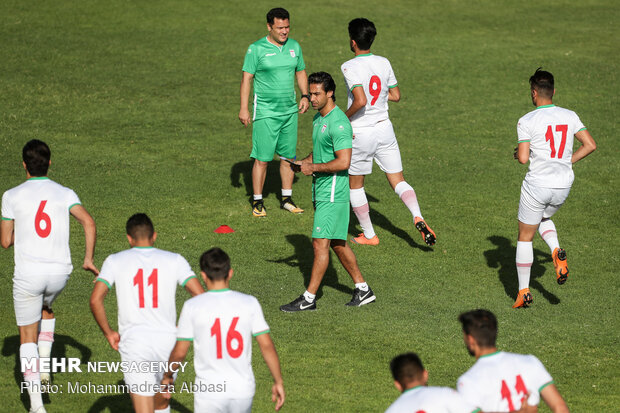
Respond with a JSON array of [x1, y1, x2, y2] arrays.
[[516, 241, 533, 291], [350, 187, 376, 238], [303, 291, 316, 302], [394, 181, 422, 219], [253, 194, 263, 201], [281, 189, 292, 197], [20, 342, 43, 411], [355, 282, 369, 291], [155, 407, 171, 413], [38, 318, 55, 360], [538, 219, 560, 253]]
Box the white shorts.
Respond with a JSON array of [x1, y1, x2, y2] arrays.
[[13, 273, 69, 326], [195, 395, 253, 413], [349, 119, 403, 175], [518, 180, 571, 225], [119, 330, 176, 396]]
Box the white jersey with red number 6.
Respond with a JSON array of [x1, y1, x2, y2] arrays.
[[2, 177, 80, 277], [517, 104, 586, 188], [341, 53, 398, 128], [176, 289, 270, 399], [457, 351, 554, 412], [96, 247, 196, 336]]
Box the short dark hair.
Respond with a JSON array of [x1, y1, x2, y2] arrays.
[[458, 309, 498, 348], [308, 71, 336, 102], [200, 247, 231, 281], [266, 8, 289, 25], [22, 139, 51, 176], [529, 67, 554, 99], [126, 213, 155, 240], [348, 18, 376, 50], [390, 353, 425, 387]]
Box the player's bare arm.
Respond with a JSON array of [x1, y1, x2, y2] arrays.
[[184, 277, 205, 296], [540, 384, 570, 413], [89, 281, 120, 351], [296, 69, 310, 114], [256, 333, 285, 411], [301, 148, 351, 176], [70, 204, 99, 275], [161, 340, 191, 399], [388, 86, 400, 102], [345, 86, 367, 119], [571, 129, 596, 164], [239, 71, 254, 127], [515, 141, 530, 164], [0, 219, 14, 248]]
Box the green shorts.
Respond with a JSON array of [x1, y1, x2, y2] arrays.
[[312, 201, 349, 240], [250, 113, 298, 162]]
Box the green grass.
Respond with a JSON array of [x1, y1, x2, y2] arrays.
[[1, 0, 618, 411]]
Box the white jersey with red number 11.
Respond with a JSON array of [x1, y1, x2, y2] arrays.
[[176, 289, 270, 399], [341, 53, 398, 128]]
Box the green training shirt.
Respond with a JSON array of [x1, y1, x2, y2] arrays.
[[311, 106, 352, 203], [242, 37, 305, 120]]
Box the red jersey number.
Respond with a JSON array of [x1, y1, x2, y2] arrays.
[[211, 317, 244, 359], [545, 124, 568, 158], [34, 200, 52, 238], [500, 374, 528, 410], [133, 269, 158, 308], [369, 75, 381, 105]]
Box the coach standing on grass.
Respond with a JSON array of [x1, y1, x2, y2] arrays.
[[280, 72, 376, 312], [239, 7, 310, 217]]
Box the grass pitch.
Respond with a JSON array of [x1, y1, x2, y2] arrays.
[[1, 0, 618, 411]]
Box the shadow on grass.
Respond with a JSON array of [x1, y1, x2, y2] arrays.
[[268, 234, 355, 300], [87, 383, 191, 413], [230, 159, 300, 202], [484, 236, 560, 305], [2, 334, 92, 411]]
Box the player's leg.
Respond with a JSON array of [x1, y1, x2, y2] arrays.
[[539, 187, 571, 284], [349, 126, 379, 244], [129, 393, 155, 413], [330, 240, 376, 306], [277, 113, 303, 213], [37, 273, 68, 385], [153, 392, 171, 413], [250, 118, 278, 216]]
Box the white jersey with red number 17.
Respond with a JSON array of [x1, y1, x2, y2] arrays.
[[341, 53, 398, 128], [517, 104, 586, 188], [385, 385, 480, 413], [1, 177, 80, 277], [176, 289, 270, 400], [457, 351, 554, 412], [96, 247, 196, 336]]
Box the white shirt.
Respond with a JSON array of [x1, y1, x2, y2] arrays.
[[385, 385, 480, 413], [457, 351, 554, 412], [2, 177, 80, 277], [517, 104, 586, 188], [341, 53, 398, 128], [176, 289, 270, 399], [97, 247, 196, 336]]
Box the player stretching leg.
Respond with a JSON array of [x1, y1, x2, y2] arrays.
[[1, 140, 98, 413], [341, 18, 435, 246], [512, 68, 596, 308]]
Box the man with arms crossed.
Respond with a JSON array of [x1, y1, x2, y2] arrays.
[[162, 248, 285, 412], [1, 139, 98, 413], [239, 7, 310, 217], [90, 213, 203, 413], [457, 309, 569, 412], [341, 18, 435, 246], [512, 68, 596, 308], [280, 72, 376, 312]]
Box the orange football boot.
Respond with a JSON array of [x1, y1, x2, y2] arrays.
[[512, 288, 533, 308], [552, 248, 569, 285], [351, 233, 379, 245]]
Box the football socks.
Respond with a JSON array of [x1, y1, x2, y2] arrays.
[[516, 241, 533, 291]]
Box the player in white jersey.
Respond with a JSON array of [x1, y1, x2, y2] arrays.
[[512, 68, 596, 308], [1, 140, 98, 413], [162, 248, 285, 412], [341, 18, 436, 247], [457, 309, 568, 412], [90, 213, 204, 413], [386, 352, 480, 413]]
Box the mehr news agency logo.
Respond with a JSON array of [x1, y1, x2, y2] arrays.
[[21, 357, 226, 395]]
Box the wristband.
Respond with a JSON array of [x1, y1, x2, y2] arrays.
[[301, 94, 311, 101]]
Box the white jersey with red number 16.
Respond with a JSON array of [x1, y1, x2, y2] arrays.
[[1, 177, 80, 277], [96, 247, 196, 336], [385, 385, 480, 413], [176, 289, 270, 400], [457, 351, 554, 412], [341, 53, 398, 128], [517, 104, 586, 189]]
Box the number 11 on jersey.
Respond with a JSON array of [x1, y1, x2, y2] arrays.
[[133, 269, 158, 308]]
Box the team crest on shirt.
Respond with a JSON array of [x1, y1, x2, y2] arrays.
[[321, 124, 327, 133], [289, 49, 296, 58], [339, 125, 344, 130]]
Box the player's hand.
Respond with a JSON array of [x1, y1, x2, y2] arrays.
[[83, 260, 100, 276], [513, 146, 519, 160], [300, 162, 314, 176], [161, 376, 174, 400], [271, 381, 285, 411], [515, 393, 538, 413], [105, 331, 120, 351], [239, 109, 252, 127], [298, 98, 309, 114]]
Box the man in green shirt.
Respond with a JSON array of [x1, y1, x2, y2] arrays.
[[239, 8, 309, 217], [280, 72, 375, 312]]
